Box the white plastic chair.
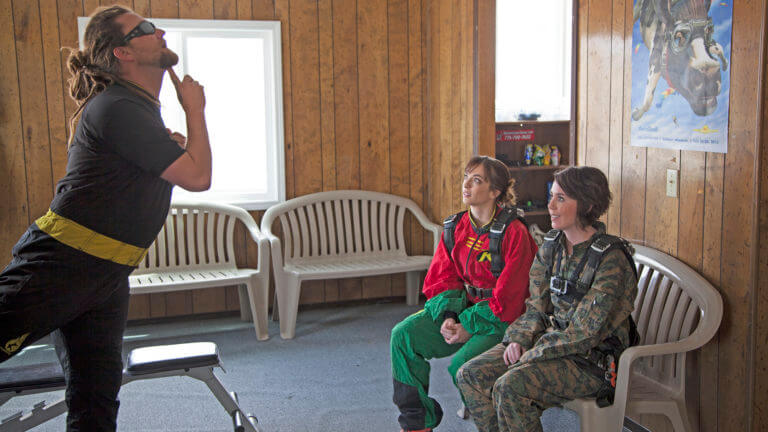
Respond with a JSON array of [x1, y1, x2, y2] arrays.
[[565, 244, 723, 431], [129, 200, 271, 340], [261, 190, 441, 339]]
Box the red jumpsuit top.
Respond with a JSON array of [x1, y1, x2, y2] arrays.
[[422, 209, 538, 333]]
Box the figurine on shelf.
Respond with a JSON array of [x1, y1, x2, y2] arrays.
[[551, 145, 560, 166], [533, 145, 546, 166], [524, 144, 533, 166], [543, 145, 551, 165]]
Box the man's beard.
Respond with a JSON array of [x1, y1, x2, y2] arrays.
[[159, 49, 179, 68]]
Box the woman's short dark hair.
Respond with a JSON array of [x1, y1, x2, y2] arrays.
[[553, 166, 611, 227], [464, 156, 516, 207]]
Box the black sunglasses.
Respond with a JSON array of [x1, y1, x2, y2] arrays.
[[123, 21, 156, 44]]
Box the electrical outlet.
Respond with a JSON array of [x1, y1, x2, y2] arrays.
[[666, 169, 678, 197]]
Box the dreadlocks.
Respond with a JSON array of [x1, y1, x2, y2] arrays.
[[65, 5, 158, 147]]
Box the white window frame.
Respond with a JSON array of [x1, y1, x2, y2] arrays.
[[77, 17, 285, 210]]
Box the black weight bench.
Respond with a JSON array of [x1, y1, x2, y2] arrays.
[[0, 342, 261, 432]]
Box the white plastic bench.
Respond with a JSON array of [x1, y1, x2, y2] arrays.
[[129, 200, 270, 340], [565, 244, 723, 432], [261, 190, 441, 339]]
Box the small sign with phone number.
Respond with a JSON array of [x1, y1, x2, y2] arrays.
[[496, 129, 534, 142]]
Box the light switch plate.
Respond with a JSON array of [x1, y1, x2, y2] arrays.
[[666, 169, 678, 197]]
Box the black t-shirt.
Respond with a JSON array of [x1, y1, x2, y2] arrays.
[[50, 83, 185, 248]]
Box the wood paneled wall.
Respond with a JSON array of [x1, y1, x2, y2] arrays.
[[757, 19, 768, 428], [0, 0, 432, 319], [573, 1, 768, 431], [473, 1, 768, 430], [423, 0, 482, 221], [4, 1, 767, 430]]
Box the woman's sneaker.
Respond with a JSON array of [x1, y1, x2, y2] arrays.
[[457, 403, 470, 419]]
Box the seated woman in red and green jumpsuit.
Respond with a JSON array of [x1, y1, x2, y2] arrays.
[[390, 155, 538, 432]]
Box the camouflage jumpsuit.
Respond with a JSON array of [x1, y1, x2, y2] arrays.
[[456, 223, 637, 432]]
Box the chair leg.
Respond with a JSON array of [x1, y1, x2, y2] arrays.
[[668, 399, 693, 432], [271, 290, 279, 322], [405, 271, 421, 306], [569, 400, 626, 432], [276, 275, 301, 339], [246, 275, 270, 341], [237, 284, 253, 322]]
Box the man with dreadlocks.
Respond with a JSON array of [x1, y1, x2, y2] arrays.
[[0, 5, 210, 430]]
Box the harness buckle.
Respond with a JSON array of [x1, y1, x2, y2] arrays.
[[463, 282, 477, 298], [464, 283, 493, 299], [549, 276, 574, 295], [489, 222, 505, 236], [547, 314, 568, 331], [544, 229, 561, 243], [590, 237, 612, 254]]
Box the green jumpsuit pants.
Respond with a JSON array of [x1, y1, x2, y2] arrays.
[[391, 309, 502, 430]]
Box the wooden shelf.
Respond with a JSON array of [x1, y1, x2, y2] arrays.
[[508, 164, 569, 172], [496, 120, 570, 126], [495, 120, 571, 233], [523, 210, 549, 216]]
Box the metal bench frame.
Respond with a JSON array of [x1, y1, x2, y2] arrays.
[[0, 342, 262, 432]]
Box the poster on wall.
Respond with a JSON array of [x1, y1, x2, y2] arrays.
[[630, 0, 733, 153]]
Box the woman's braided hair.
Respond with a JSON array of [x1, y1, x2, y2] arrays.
[[65, 5, 156, 146]]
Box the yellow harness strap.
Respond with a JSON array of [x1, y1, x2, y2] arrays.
[[35, 209, 148, 267]]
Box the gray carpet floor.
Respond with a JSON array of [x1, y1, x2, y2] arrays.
[[0, 300, 580, 431]]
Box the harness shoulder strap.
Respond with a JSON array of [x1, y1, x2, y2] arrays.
[[539, 229, 563, 279], [579, 234, 640, 347], [554, 234, 637, 307], [442, 210, 466, 255], [488, 206, 527, 278], [578, 234, 637, 288]]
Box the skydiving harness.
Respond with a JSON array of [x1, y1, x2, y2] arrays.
[[443, 206, 526, 300], [539, 229, 640, 407]]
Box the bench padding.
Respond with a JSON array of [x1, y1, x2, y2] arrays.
[[125, 342, 219, 376], [0, 363, 65, 392]]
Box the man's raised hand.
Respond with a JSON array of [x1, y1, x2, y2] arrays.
[[167, 67, 183, 103], [166, 67, 205, 113]]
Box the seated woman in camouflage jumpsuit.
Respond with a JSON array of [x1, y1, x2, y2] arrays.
[[390, 156, 538, 432], [456, 166, 638, 432]]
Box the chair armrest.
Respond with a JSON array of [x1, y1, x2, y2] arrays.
[[224, 206, 272, 274], [406, 206, 442, 254], [261, 228, 284, 271], [171, 199, 270, 273], [612, 325, 719, 408], [261, 229, 280, 245], [227, 207, 265, 243]]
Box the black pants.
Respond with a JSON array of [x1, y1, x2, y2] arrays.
[[0, 226, 132, 431]]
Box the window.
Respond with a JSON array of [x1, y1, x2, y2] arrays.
[[78, 18, 285, 210], [495, 0, 573, 122]]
